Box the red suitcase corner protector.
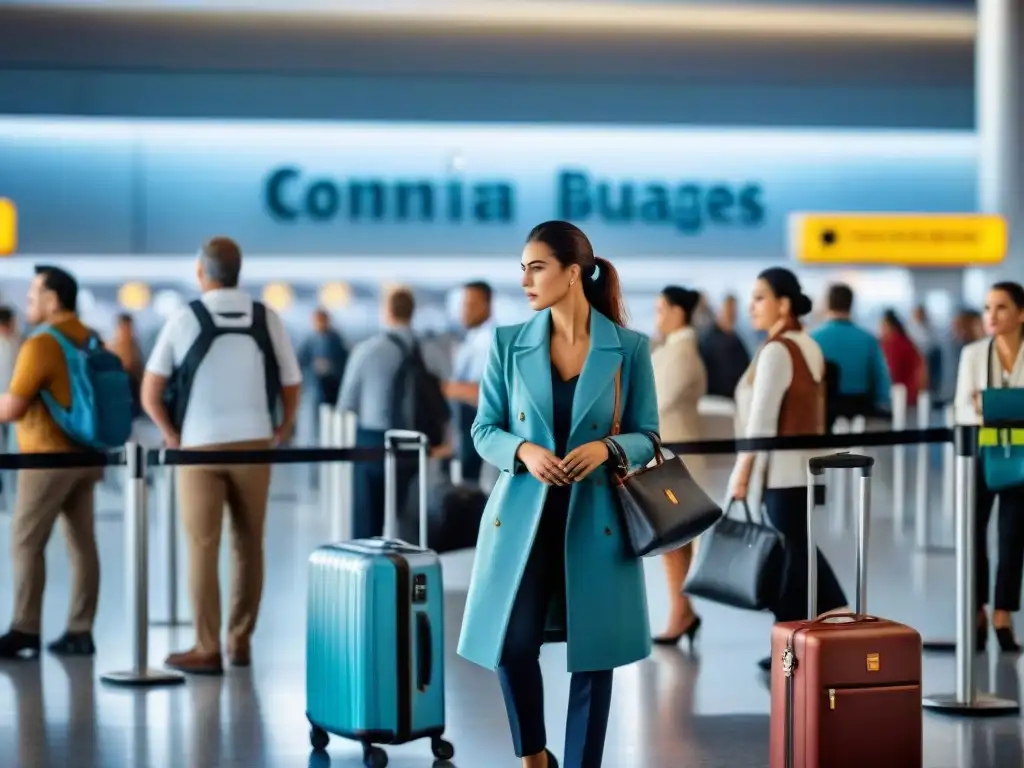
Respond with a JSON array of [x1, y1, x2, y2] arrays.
[[769, 616, 923, 768]]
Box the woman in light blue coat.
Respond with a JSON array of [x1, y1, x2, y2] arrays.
[[457, 221, 660, 768]]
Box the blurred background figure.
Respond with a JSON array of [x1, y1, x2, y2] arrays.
[[299, 307, 348, 413], [650, 285, 707, 647], [698, 294, 750, 400], [908, 304, 944, 405], [109, 313, 144, 418], [812, 283, 892, 427], [0, 307, 19, 396], [879, 309, 926, 408], [443, 281, 494, 486]]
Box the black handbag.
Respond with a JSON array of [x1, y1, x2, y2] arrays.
[[682, 499, 785, 612], [605, 370, 723, 558]]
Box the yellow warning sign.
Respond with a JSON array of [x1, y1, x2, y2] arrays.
[[790, 213, 1007, 267], [0, 199, 15, 256]]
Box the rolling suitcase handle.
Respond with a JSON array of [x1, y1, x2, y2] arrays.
[[805, 452, 875, 619], [384, 430, 430, 547]]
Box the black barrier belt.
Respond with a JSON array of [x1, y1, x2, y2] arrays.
[[150, 446, 387, 467], [663, 427, 954, 457], [0, 450, 124, 471]]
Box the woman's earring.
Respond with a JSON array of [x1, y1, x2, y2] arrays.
[[570, 279, 576, 286]]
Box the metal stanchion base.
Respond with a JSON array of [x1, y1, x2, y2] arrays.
[[922, 639, 957, 652], [922, 693, 1020, 716], [149, 619, 192, 627], [100, 668, 186, 687]]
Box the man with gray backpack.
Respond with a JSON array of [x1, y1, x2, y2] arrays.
[[0, 265, 133, 659]]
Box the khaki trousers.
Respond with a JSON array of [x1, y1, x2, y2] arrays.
[[177, 439, 272, 655], [11, 466, 103, 635]]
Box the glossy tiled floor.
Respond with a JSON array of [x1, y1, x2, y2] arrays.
[[0, 453, 1020, 768]]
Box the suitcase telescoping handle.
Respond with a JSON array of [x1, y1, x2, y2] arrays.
[[805, 452, 874, 620], [383, 430, 430, 547]]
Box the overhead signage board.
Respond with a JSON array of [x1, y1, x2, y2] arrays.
[[790, 212, 1007, 267], [0, 199, 16, 256]]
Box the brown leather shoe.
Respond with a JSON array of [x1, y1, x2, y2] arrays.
[[227, 644, 251, 668], [165, 648, 223, 675]]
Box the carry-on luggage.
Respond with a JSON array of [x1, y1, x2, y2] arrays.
[[769, 453, 922, 768], [306, 429, 455, 768]]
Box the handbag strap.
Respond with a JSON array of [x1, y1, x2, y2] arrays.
[[725, 498, 755, 525], [606, 366, 665, 476], [611, 367, 622, 436]]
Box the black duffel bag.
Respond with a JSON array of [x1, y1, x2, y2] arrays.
[[399, 476, 487, 554], [682, 499, 786, 612]]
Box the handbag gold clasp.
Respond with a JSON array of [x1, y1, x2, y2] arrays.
[[664, 489, 678, 505]]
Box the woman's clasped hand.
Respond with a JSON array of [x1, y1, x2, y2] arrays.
[[517, 440, 610, 485]]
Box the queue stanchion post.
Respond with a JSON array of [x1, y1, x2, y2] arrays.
[[942, 405, 956, 528], [923, 425, 1019, 713], [101, 443, 185, 688], [914, 391, 932, 550], [891, 384, 908, 531], [150, 465, 190, 627], [318, 404, 332, 511], [334, 411, 357, 542]]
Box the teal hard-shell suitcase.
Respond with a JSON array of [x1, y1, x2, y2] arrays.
[[306, 431, 454, 768]]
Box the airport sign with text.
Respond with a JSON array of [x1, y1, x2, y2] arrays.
[[790, 213, 1007, 267]]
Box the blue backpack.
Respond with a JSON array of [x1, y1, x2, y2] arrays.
[[36, 326, 134, 450]]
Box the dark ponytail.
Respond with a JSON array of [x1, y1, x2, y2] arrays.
[[661, 285, 702, 325], [525, 221, 628, 326]]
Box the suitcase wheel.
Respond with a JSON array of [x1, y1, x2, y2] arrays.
[[309, 725, 329, 752], [431, 736, 455, 761], [362, 744, 388, 768]]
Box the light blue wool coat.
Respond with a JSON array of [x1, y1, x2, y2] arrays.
[[456, 308, 659, 673]]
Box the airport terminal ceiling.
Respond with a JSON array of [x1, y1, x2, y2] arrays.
[[0, 1, 974, 127]]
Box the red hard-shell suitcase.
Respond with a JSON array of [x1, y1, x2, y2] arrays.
[[768, 453, 923, 768]]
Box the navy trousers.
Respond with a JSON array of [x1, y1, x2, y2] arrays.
[[351, 428, 414, 540], [763, 487, 847, 622], [975, 459, 1024, 612], [496, 499, 613, 767]]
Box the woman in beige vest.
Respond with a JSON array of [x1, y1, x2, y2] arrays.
[[729, 268, 847, 671], [651, 286, 709, 647]]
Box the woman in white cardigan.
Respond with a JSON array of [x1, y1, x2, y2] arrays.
[[954, 280, 1024, 653], [729, 268, 848, 672], [650, 286, 709, 647]]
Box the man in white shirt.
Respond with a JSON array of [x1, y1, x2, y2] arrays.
[[141, 237, 302, 675]]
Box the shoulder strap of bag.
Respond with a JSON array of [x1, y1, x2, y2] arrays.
[[988, 338, 994, 390], [611, 367, 622, 436]]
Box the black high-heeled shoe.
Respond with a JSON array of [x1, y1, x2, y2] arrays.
[[977, 624, 988, 653], [545, 748, 560, 768], [995, 627, 1021, 653], [652, 615, 702, 649]]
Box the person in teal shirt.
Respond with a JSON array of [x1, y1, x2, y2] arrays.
[[811, 283, 893, 427]]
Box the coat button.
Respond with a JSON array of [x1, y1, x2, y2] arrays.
[[591, 423, 598, 430], [494, 519, 501, 527], [604, 527, 613, 536], [518, 412, 525, 421]]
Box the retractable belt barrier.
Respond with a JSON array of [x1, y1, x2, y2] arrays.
[[662, 427, 952, 456], [0, 450, 122, 470], [148, 446, 384, 468], [0, 423, 996, 700]]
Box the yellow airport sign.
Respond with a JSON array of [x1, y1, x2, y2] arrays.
[[790, 213, 1007, 267], [0, 198, 15, 256]]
